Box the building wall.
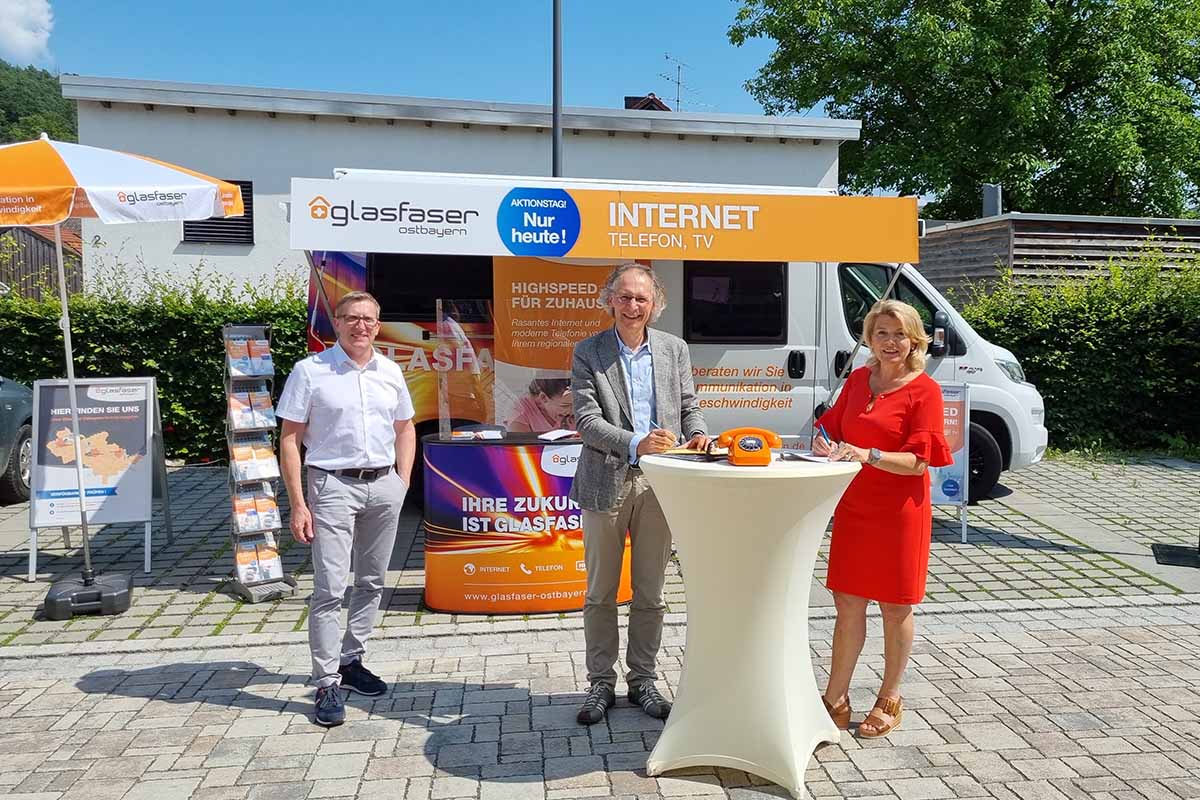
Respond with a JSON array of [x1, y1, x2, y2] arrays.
[[0, 228, 82, 301], [77, 102, 842, 291]]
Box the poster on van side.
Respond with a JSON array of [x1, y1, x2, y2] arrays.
[[492, 257, 615, 434], [929, 383, 969, 506], [423, 440, 632, 614]]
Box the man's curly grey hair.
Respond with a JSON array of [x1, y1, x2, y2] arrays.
[[598, 263, 668, 323]]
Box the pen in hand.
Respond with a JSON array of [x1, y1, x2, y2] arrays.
[[815, 424, 837, 458]]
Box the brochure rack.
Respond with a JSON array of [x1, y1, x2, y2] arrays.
[[223, 324, 296, 603]]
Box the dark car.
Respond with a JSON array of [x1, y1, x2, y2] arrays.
[[0, 375, 33, 503]]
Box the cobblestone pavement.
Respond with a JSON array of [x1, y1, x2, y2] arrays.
[[1003, 456, 1200, 548], [0, 455, 1196, 648], [0, 596, 1198, 800]]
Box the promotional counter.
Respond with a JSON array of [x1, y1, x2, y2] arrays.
[[421, 433, 632, 614]]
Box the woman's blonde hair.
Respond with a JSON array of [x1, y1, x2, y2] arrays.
[[862, 299, 930, 372]]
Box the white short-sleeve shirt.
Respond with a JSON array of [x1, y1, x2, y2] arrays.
[[276, 342, 415, 470]]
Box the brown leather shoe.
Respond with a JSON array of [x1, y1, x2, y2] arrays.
[[857, 696, 903, 739], [822, 695, 852, 730]]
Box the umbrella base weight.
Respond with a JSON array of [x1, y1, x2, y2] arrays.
[[1151, 543, 1200, 569], [43, 573, 133, 620]]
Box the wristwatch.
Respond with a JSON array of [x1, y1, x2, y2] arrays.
[[867, 447, 883, 465]]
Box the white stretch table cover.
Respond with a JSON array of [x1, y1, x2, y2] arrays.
[[638, 454, 860, 799]]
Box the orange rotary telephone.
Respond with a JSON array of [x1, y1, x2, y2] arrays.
[[716, 427, 783, 466]]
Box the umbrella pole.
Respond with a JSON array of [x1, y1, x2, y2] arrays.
[[54, 223, 95, 586]]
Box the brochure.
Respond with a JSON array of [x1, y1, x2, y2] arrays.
[[249, 391, 276, 427], [255, 494, 281, 530], [231, 435, 280, 480], [235, 532, 284, 584], [537, 429, 577, 441], [248, 339, 274, 376], [450, 429, 504, 440], [225, 339, 252, 377], [233, 489, 261, 532], [228, 392, 256, 430]]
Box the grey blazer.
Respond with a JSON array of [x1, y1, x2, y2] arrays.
[[569, 327, 708, 512]]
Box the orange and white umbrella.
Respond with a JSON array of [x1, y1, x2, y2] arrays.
[[0, 134, 243, 587], [0, 133, 244, 226]]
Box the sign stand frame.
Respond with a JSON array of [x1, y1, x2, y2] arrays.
[[28, 376, 173, 581], [929, 383, 971, 544]]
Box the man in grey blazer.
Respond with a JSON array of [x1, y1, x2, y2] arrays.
[[570, 263, 709, 725]]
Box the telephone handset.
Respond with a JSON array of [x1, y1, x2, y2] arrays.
[[715, 427, 783, 467]]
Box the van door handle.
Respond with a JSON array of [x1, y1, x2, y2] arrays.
[[787, 351, 806, 379], [834, 350, 852, 378]]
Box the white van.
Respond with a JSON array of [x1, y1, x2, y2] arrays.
[[297, 171, 1047, 503], [650, 257, 1047, 502]]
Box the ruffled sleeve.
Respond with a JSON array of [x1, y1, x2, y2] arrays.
[[816, 367, 863, 442], [900, 378, 953, 467]]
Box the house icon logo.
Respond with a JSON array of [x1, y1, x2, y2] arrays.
[[308, 196, 331, 220]]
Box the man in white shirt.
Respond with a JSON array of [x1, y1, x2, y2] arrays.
[[277, 291, 416, 727]]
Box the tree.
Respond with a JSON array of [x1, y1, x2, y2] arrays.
[[0, 59, 76, 145], [729, 0, 1200, 219]]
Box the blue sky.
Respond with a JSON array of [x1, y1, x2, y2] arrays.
[[15, 1, 788, 116]]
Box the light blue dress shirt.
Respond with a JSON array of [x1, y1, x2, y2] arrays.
[[616, 328, 658, 464]]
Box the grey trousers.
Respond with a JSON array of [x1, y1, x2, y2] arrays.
[[306, 468, 407, 687], [581, 470, 672, 689]]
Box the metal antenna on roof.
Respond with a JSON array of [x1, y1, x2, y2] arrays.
[[659, 54, 714, 112]]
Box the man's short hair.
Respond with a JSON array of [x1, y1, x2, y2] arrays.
[[334, 291, 381, 317]]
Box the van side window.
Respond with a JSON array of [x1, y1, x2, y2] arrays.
[[367, 254, 493, 321], [838, 263, 935, 337], [683, 261, 786, 344]]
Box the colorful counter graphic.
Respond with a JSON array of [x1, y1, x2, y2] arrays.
[[292, 177, 919, 263], [423, 440, 632, 614]]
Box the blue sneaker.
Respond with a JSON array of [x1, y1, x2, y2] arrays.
[[314, 685, 345, 727], [338, 660, 387, 697]]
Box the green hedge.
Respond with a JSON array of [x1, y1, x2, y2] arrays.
[[5, 254, 1196, 458], [960, 254, 1200, 452], [1, 267, 307, 460]]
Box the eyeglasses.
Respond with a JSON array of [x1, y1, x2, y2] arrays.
[[338, 314, 379, 327], [614, 294, 652, 306]]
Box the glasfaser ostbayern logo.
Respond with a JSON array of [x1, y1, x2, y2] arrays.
[[307, 195, 479, 239], [308, 196, 331, 219], [116, 189, 187, 206], [541, 444, 582, 477]]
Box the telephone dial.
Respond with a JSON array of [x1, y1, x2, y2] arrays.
[[715, 427, 783, 467]]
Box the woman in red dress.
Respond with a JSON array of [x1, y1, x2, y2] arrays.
[[814, 299, 952, 739]]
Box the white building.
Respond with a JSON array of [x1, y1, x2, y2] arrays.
[[61, 75, 861, 290]]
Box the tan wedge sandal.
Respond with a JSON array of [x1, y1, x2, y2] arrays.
[[822, 695, 852, 730], [857, 696, 903, 739]]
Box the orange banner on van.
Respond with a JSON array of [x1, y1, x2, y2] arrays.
[[570, 190, 919, 263], [291, 176, 919, 263]]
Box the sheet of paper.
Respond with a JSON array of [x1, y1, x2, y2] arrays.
[[537, 429, 577, 441]]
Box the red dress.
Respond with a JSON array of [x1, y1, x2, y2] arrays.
[[817, 367, 952, 604]]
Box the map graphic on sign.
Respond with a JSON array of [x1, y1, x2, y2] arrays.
[[30, 379, 155, 528], [45, 428, 142, 483]]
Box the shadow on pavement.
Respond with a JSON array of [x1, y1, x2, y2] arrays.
[[932, 525, 1091, 553], [75, 662, 676, 790]]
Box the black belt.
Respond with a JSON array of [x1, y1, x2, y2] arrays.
[[315, 465, 392, 481]]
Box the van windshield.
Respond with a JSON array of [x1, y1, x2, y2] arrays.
[[838, 263, 935, 337]]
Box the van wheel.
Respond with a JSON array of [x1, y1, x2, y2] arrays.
[[0, 424, 32, 504], [968, 422, 1002, 504]]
